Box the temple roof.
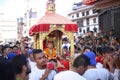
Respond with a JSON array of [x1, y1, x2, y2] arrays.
[[29, 0, 78, 36], [36, 13, 75, 24], [35, 0, 75, 25]]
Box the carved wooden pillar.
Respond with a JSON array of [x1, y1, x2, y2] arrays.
[[70, 32, 74, 69], [59, 38, 62, 55], [33, 35, 37, 49], [70, 32, 74, 57], [39, 33, 43, 50], [36, 34, 39, 49]]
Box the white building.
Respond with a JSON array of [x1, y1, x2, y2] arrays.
[[68, 2, 99, 36], [0, 9, 17, 42], [22, 0, 43, 37]]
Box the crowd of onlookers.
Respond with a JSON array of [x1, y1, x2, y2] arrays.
[[73, 29, 120, 80], [0, 29, 120, 80]]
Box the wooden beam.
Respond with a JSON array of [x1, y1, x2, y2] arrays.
[[94, 0, 120, 9]]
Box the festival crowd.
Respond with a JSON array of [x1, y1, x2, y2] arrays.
[[0, 29, 120, 80]]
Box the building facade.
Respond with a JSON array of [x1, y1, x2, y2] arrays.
[[68, 2, 99, 36], [94, 0, 120, 36], [83, 0, 120, 36], [0, 9, 17, 42]]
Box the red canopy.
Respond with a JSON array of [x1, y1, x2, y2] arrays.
[[83, 0, 96, 5], [29, 13, 78, 36]]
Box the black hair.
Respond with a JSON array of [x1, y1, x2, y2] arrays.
[[0, 60, 15, 80], [109, 29, 114, 32], [13, 45, 18, 48], [102, 46, 112, 54], [74, 45, 77, 49], [16, 41, 20, 44], [11, 54, 28, 74], [73, 54, 90, 68], [84, 47, 92, 51], [33, 49, 43, 59], [9, 46, 13, 49], [103, 35, 109, 40], [49, 59, 57, 63], [89, 31, 93, 34], [62, 37, 68, 41], [96, 47, 103, 55], [2, 45, 9, 53]]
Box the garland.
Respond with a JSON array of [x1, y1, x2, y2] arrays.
[[45, 48, 57, 60]]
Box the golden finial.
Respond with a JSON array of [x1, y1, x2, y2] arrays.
[[46, 0, 56, 14]]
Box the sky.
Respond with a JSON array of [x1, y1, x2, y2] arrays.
[[0, 0, 82, 20]]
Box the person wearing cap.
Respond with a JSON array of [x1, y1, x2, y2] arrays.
[[83, 51, 112, 80], [62, 38, 70, 50], [62, 46, 70, 57]]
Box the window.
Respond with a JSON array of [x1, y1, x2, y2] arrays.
[[93, 27, 97, 33], [77, 20, 83, 27], [82, 12, 85, 16], [86, 18, 89, 25], [92, 9, 96, 14], [93, 18, 96, 23], [76, 13, 79, 17], [87, 27, 90, 32], [83, 29, 85, 33], [86, 11, 89, 15], [79, 28, 82, 33], [72, 15, 74, 18]]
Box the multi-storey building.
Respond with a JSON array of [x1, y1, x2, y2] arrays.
[[68, 2, 99, 36], [0, 9, 17, 42], [83, 0, 120, 36], [22, 0, 40, 37]]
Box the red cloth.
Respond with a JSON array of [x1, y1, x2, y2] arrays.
[[29, 24, 50, 36], [17, 49, 21, 55], [57, 59, 69, 72], [37, 24, 50, 32], [29, 25, 36, 36], [96, 56, 103, 64], [65, 24, 78, 32], [29, 24, 78, 36], [65, 53, 70, 57]]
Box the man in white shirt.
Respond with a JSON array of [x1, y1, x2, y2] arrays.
[[29, 49, 56, 80], [83, 51, 112, 80], [54, 54, 90, 80]]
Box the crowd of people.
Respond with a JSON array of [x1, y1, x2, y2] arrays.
[[0, 29, 120, 80]]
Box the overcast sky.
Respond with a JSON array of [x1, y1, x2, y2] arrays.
[[0, 0, 82, 20]]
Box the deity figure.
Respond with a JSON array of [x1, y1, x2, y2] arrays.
[[44, 41, 57, 60]]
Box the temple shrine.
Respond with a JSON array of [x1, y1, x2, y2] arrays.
[[29, 0, 78, 58]]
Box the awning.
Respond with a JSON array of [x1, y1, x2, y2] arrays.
[[29, 24, 78, 36]]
